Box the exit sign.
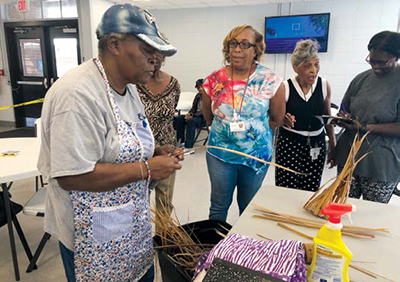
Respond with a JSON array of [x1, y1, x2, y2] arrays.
[[17, 0, 30, 12]]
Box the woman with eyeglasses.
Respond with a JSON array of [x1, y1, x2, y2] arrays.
[[201, 24, 285, 221], [275, 39, 336, 192], [332, 30, 400, 203]]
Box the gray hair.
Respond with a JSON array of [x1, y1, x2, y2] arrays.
[[291, 39, 320, 66], [98, 33, 132, 54]]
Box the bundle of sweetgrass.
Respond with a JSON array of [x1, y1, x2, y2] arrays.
[[304, 133, 368, 217]]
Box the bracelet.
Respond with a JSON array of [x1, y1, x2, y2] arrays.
[[138, 162, 145, 181], [144, 160, 151, 182]]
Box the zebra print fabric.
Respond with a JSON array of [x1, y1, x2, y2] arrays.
[[193, 233, 306, 282]]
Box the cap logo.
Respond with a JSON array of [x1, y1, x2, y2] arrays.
[[144, 11, 155, 24], [144, 9, 170, 44]]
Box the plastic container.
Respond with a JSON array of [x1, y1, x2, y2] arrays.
[[307, 203, 355, 282], [154, 219, 232, 282]]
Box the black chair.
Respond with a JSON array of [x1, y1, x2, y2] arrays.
[[193, 120, 209, 146]]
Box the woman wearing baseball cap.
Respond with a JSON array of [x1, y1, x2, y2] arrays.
[[38, 4, 180, 282]]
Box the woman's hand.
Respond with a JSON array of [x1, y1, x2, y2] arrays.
[[336, 110, 361, 130], [185, 113, 192, 120], [326, 145, 336, 168], [283, 113, 296, 128], [154, 145, 184, 161], [154, 145, 173, 156], [147, 155, 182, 180]]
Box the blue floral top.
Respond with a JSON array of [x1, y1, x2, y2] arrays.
[[203, 64, 282, 171]]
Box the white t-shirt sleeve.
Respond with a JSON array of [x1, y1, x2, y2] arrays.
[[49, 110, 106, 178]]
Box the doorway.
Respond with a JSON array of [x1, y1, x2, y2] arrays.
[[5, 20, 80, 127]]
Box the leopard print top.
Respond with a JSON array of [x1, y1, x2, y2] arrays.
[[137, 76, 180, 147]]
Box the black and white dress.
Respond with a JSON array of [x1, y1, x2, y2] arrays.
[[275, 76, 328, 192]]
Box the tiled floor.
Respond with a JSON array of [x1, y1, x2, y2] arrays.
[[1, 134, 399, 281]]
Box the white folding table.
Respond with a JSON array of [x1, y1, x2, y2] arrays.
[[0, 137, 41, 281], [230, 185, 399, 282]]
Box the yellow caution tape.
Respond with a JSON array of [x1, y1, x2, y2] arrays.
[[0, 98, 44, 111]]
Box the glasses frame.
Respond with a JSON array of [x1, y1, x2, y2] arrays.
[[365, 54, 395, 68], [228, 40, 256, 50]]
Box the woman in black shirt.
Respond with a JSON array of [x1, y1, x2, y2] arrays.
[[275, 39, 336, 192]]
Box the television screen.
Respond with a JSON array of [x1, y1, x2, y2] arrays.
[[264, 13, 330, 53]]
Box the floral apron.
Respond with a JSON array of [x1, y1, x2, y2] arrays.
[[69, 58, 154, 282]]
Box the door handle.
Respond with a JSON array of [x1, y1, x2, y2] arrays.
[[43, 78, 48, 89], [17, 81, 43, 85]]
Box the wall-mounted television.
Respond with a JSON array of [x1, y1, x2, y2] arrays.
[[264, 13, 330, 54]]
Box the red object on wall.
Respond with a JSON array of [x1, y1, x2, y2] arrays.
[[0, 70, 4, 76], [17, 1, 27, 12]]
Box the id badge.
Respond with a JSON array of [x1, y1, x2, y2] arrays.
[[310, 147, 321, 161], [230, 121, 246, 132]]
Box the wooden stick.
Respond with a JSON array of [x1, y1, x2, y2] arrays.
[[277, 222, 314, 240], [215, 230, 227, 239], [349, 265, 396, 282], [349, 265, 377, 278], [182, 145, 307, 175], [256, 233, 273, 241], [253, 205, 388, 234], [154, 243, 215, 249], [253, 214, 375, 239], [351, 260, 376, 264]]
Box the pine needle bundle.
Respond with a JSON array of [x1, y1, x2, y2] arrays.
[[304, 133, 369, 217], [151, 201, 218, 276]]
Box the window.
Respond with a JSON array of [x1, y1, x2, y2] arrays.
[[53, 38, 78, 77], [19, 39, 44, 77], [2, 0, 77, 21]]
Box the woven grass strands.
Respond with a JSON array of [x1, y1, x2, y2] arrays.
[[304, 133, 369, 217]]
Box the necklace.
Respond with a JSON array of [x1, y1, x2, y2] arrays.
[[230, 63, 253, 121]]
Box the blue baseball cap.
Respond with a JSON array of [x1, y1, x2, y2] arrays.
[[96, 4, 177, 57]]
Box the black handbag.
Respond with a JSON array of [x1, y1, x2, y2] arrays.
[[0, 191, 23, 226]]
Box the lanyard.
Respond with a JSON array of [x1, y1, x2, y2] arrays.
[[231, 63, 253, 121]]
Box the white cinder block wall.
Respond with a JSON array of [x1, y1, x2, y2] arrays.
[[153, 0, 399, 105], [0, 0, 398, 123]]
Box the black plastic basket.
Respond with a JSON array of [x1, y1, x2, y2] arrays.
[[153, 219, 232, 282]]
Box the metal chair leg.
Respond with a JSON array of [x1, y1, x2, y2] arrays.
[[193, 127, 202, 144], [26, 232, 51, 273], [1, 183, 20, 281], [12, 216, 37, 270]]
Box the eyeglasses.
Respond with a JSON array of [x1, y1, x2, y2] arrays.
[[228, 40, 256, 50], [365, 54, 395, 68]]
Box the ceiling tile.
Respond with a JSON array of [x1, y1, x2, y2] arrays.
[[97, 0, 332, 11], [235, 0, 272, 5], [206, 1, 239, 7]]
